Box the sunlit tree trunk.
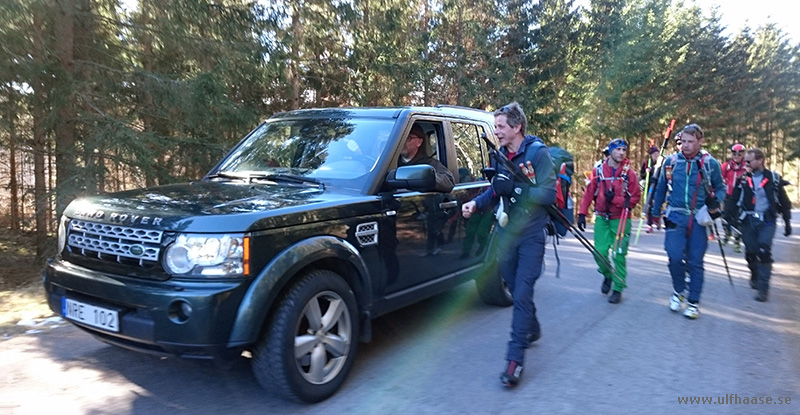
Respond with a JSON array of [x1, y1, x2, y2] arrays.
[[53, 0, 79, 221], [32, 9, 50, 257]]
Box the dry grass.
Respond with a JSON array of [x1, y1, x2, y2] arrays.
[[0, 279, 54, 338], [0, 229, 57, 338]]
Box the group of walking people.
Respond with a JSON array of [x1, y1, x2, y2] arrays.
[[461, 102, 793, 388]]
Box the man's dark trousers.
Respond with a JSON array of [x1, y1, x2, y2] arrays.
[[497, 217, 547, 365]]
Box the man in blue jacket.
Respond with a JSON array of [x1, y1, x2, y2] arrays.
[[650, 124, 726, 319], [462, 102, 556, 387]]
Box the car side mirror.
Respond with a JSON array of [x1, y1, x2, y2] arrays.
[[386, 165, 437, 192]]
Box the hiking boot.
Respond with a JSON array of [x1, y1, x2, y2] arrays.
[[608, 290, 622, 304], [500, 360, 523, 387], [683, 302, 699, 319], [526, 319, 541, 347], [646, 225, 654, 234], [601, 277, 612, 294], [733, 241, 742, 253], [755, 292, 768, 302], [669, 292, 684, 312]]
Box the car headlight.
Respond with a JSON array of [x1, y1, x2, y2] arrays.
[[57, 216, 68, 254], [163, 233, 250, 277]]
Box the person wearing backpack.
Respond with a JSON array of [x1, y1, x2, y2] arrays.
[[578, 138, 641, 304], [728, 148, 792, 302], [650, 124, 726, 319], [549, 145, 575, 237], [721, 143, 747, 252], [461, 102, 556, 388], [640, 145, 660, 233]]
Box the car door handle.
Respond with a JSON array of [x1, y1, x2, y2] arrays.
[[439, 201, 458, 209]]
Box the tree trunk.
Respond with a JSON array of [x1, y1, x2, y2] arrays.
[[32, 9, 49, 258], [54, 0, 79, 221], [289, 1, 303, 109], [141, 0, 157, 187], [6, 105, 20, 231]]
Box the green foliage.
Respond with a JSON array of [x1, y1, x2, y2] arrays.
[[1, 0, 800, 243]]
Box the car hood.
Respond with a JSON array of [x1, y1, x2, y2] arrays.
[[63, 181, 374, 232]]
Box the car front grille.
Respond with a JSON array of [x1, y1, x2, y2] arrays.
[[67, 220, 163, 267]]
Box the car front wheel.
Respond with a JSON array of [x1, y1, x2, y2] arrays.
[[252, 269, 359, 403]]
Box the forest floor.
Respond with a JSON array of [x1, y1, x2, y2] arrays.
[[0, 229, 57, 339]]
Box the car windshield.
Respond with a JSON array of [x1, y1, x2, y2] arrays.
[[212, 117, 394, 191]]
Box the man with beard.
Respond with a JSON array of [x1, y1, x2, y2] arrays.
[[578, 138, 641, 304]]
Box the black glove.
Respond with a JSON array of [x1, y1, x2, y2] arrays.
[[705, 195, 720, 211], [492, 173, 514, 197], [710, 209, 722, 220], [577, 214, 586, 232], [785, 220, 792, 237]]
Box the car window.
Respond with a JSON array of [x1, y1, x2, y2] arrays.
[[411, 121, 446, 164], [213, 118, 393, 190], [453, 122, 490, 183]]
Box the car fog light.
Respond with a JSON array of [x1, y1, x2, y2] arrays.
[[168, 299, 193, 324]]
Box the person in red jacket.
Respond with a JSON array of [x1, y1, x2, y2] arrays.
[[721, 143, 747, 252], [578, 138, 641, 304]]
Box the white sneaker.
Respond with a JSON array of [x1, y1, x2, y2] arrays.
[[683, 303, 699, 319], [669, 292, 684, 312]]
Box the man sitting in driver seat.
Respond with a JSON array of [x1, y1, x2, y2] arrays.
[[399, 124, 455, 192]]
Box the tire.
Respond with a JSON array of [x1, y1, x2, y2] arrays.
[[475, 269, 513, 307], [252, 269, 359, 403]]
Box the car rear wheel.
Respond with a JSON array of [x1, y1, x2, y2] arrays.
[[476, 270, 513, 307], [252, 269, 359, 403]]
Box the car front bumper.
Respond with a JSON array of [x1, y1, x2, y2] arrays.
[[43, 258, 253, 359]]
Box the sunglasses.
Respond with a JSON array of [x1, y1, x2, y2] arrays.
[[732, 151, 743, 155]]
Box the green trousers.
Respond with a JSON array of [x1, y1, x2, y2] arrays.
[[593, 216, 630, 292]]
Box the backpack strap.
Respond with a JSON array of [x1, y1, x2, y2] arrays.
[[513, 137, 547, 187], [771, 170, 783, 210], [698, 153, 713, 190], [593, 163, 604, 198], [621, 160, 631, 193], [662, 154, 677, 192]]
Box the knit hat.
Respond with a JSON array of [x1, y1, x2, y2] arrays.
[[648, 145, 659, 154]]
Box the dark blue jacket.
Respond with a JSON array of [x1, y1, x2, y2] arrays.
[[474, 135, 556, 229]]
